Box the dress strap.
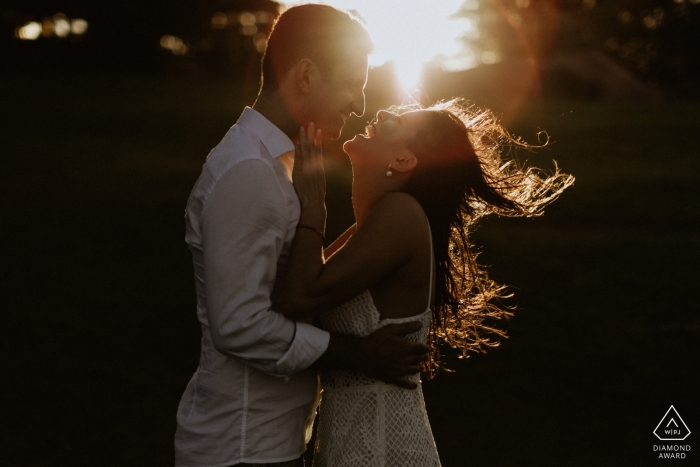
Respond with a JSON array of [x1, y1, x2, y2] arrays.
[[426, 218, 434, 310]]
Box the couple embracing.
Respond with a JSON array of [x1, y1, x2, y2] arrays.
[[174, 4, 572, 467]]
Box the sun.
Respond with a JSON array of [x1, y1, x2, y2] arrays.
[[281, 0, 478, 89]]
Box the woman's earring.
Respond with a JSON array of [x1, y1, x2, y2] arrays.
[[386, 164, 393, 177]]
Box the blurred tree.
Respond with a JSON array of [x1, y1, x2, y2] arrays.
[[183, 0, 279, 76], [3, 0, 698, 94], [1, 0, 278, 76], [454, 0, 700, 95]]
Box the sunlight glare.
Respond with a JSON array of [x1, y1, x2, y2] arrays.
[[282, 1, 476, 89]]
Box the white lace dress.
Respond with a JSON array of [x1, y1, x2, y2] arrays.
[[312, 288, 441, 467]]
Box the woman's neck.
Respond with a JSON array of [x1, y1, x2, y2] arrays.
[[351, 167, 397, 226]]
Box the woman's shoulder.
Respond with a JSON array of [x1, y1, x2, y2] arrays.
[[374, 191, 426, 220], [364, 192, 428, 241]]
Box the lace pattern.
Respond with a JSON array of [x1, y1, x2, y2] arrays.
[[313, 290, 441, 467]]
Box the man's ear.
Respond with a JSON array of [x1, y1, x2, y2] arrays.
[[392, 149, 417, 174], [295, 58, 321, 95]]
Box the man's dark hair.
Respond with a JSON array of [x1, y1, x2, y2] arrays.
[[260, 4, 373, 92]]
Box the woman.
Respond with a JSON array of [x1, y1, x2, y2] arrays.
[[279, 100, 574, 466]]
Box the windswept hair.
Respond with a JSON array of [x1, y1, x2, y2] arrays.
[[261, 4, 373, 91], [396, 100, 574, 377]]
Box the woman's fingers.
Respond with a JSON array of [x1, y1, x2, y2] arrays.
[[297, 124, 317, 159], [294, 123, 325, 183], [314, 126, 321, 160], [300, 125, 308, 162], [294, 125, 309, 173], [312, 126, 322, 173], [306, 123, 314, 164], [307, 122, 322, 167]]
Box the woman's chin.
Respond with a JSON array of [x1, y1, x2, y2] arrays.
[[342, 134, 365, 153]]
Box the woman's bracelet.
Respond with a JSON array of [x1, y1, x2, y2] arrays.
[[296, 224, 325, 241]]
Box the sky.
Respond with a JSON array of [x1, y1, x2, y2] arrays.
[[282, 0, 480, 87]]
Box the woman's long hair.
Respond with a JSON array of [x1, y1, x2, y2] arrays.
[[398, 100, 574, 377]]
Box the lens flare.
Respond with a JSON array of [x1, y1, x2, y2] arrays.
[[282, 0, 474, 89]]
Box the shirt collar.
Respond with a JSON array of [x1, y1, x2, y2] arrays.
[[237, 107, 295, 159]]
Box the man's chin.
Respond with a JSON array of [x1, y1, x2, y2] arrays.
[[324, 126, 344, 140]]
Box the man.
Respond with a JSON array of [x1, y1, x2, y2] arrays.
[[175, 5, 428, 466]]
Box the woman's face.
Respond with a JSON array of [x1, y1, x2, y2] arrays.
[[343, 109, 428, 166]]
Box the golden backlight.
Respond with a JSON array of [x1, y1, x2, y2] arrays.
[[282, 0, 478, 89]]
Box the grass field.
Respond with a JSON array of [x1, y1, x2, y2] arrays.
[[1, 70, 698, 466]]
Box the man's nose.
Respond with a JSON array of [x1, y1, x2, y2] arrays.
[[350, 91, 365, 118]]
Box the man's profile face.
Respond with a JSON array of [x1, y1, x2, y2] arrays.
[[309, 51, 369, 140]]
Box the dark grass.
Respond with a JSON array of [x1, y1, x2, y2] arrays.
[[1, 71, 698, 466]]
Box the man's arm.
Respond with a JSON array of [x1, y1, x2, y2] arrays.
[[317, 322, 430, 389], [201, 159, 329, 376]]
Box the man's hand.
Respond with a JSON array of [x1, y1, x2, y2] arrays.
[[359, 321, 430, 389], [317, 321, 430, 389]]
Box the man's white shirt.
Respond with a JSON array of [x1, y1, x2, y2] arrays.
[[175, 107, 330, 466]]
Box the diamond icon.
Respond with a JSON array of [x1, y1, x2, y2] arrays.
[[654, 406, 691, 441]]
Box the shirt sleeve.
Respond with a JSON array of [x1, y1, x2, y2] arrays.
[[201, 159, 329, 376]]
